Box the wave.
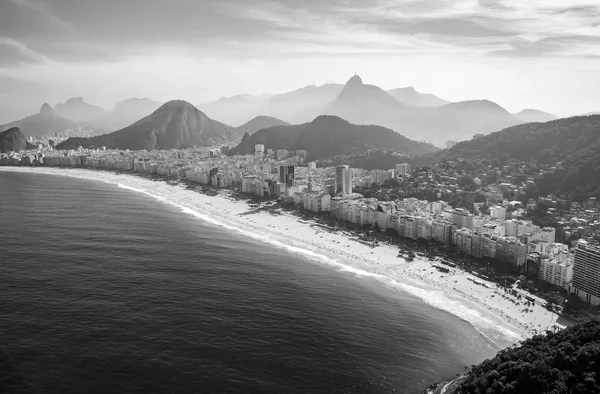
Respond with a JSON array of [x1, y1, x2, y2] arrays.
[[115, 182, 523, 346]]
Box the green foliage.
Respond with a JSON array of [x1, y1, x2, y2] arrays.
[[229, 116, 439, 160], [437, 115, 600, 201], [458, 319, 600, 394]]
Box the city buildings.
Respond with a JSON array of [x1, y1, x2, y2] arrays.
[[396, 163, 411, 176]]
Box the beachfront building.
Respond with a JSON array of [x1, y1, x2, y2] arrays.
[[570, 240, 600, 305], [279, 165, 295, 189], [539, 257, 574, 289], [335, 165, 352, 195]]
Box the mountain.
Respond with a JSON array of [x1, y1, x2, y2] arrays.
[[54, 97, 105, 122], [0, 127, 35, 153], [437, 114, 600, 198], [198, 94, 271, 127], [425, 319, 600, 393], [386, 87, 450, 107], [228, 115, 438, 160], [235, 116, 289, 135], [513, 109, 558, 123], [321, 76, 523, 142], [0, 104, 79, 138], [88, 98, 163, 131], [56, 100, 236, 151], [199, 84, 343, 126]]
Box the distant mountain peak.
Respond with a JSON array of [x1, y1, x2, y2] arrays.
[[39, 103, 55, 116], [311, 114, 350, 126], [513, 108, 558, 123], [65, 97, 85, 104], [345, 75, 364, 88]]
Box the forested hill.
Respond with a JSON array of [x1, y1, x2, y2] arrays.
[[426, 319, 600, 394], [228, 115, 438, 160], [433, 115, 600, 198]]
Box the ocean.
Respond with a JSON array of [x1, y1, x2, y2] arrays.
[[0, 171, 498, 393]]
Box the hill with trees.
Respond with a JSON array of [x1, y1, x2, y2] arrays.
[[0, 127, 35, 153], [228, 115, 438, 160], [425, 319, 600, 393], [435, 114, 600, 200], [235, 116, 289, 135], [57, 101, 237, 151]]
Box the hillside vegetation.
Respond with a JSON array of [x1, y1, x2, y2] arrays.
[[440, 319, 600, 394], [229, 115, 438, 160], [436, 115, 600, 199]]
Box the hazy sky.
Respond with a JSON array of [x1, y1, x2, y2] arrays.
[[1, 0, 599, 123]]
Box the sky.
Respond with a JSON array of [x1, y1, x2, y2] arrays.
[[1, 0, 599, 123]]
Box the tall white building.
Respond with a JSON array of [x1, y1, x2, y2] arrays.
[[335, 165, 352, 195], [254, 144, 265, 156], [571, 240, 600, 305]]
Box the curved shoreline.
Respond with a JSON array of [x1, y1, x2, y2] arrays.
[[0, 167, 562, 348]]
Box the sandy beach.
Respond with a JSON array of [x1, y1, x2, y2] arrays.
[[1, 167, 563, 347]]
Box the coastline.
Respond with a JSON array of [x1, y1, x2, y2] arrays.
[[0, 166, 563, 348]]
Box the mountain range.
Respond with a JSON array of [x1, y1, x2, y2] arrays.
[[56, 100, 237, 151], [55, 97, 105, 122], [0, 104, 80, 138], [200, 75, 545, 142], [0, 127, 35, 153], [198, 81, 452, 128], [53, 97, 164, 131], [228, 115, 438, 160]]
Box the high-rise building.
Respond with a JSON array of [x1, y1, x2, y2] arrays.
[[335, 165, 352, 195], [396, 163, 411, 176], [279, 165, 295, 188], [571, 240, 600, 305], [255, 144, 265, 156]]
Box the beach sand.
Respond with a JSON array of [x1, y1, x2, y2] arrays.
[[1, 167, 563, 347]]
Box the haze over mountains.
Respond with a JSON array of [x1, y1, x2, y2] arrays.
[[229, 115, 438, 160], [55, 98, 105, 122], [57, 100, 237, 151], [198, 80, 455, 128], [0, 104, 79, 138], [1, 74, 576, 150], [235, 116, 289, 135], [512, 109, 558, 123], [198, 75, 546, 142]]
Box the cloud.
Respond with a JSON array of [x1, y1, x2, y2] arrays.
[[0, 37, 49, 66], [0, 0, 599, 64]]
